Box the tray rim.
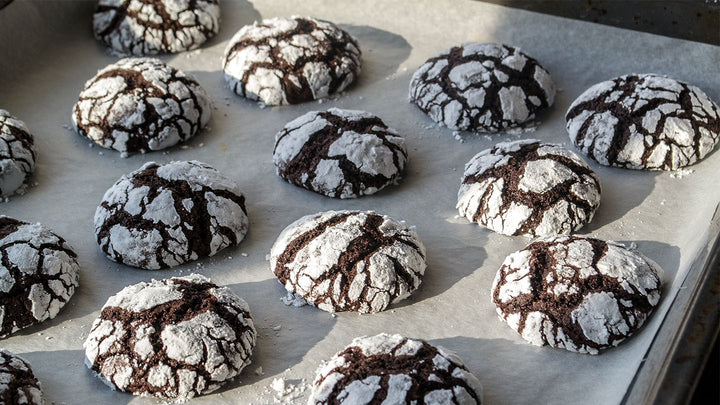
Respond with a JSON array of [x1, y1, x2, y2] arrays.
[[624, 203, 720, 404]]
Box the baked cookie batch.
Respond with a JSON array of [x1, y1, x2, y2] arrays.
[[0, 0, 718, 403]]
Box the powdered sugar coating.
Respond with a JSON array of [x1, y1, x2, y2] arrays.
[[72, 57, 211, 154], [223, 16, 361, 105], [84, 274, 256, 400], [93, 0, 220, 56], [308, 333, 483, 404], [0, 216, 80, 338], [491, 235, 663, 354], [409, 42, 556, 132], [273, 108, 407, 199], [94, 160, 248, 269], [566, 74, 720, 170], [0, 110, 36, 197], [0, 350, 44, 405], [457, 139, 601, 237], [270, 211, 426, 313]]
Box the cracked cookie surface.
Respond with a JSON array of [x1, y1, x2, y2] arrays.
[[93, 0, 221, 56], [566, 73, 720, 170], [72, 57, 211, 154], [0, 216, 80, 338], [94, 160, 248, 269], [491, 235, 663, 354], [0, 350, 44, 405], [0, 110, 36, 197], [273, 108, 407, 199], [457, 139, 601, 237], [270, 211, 426, 313], [83, 274, 257, 401], [308, 333, 483, 405], [223, 16, 361, 105], [409, 42, 555, 132]]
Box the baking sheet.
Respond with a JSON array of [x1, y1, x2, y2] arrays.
[[0, 1, 719, 404]]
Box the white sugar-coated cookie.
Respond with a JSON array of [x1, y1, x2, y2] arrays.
[[0, 110, 36, 197], [409, 42, 556, 132], [72, 57, 211, 154], [273, 108, 407, 199], [94, 160, 248, 269], [308, 333, 483, 405], [93, 0, 221, 56], [223, 16, 361, 105], [84, 274, 256, 401], [457, 139, 601, 237], [491, 235, 663, 354], [0, 216, 80, 338], [270, 211, 426, 313], [0, 350, 44, 405], [566, 73, 720, 170]]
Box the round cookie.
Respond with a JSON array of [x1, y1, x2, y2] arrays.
[[94, 160, 248, 269], [457, 139, 601, 237], [308, 333, 483, 405], [223, 16, 362, 105], [270, 210, 426, 313], [93, 0, 221, 56], [0, 350, 43, 405], [273, 108, 407, 199], [83, 274, 256, 400], [566, 73, 720, 170], [72, 57, 211, 154], [409, 42, 556, 132], [0, 110, 36, 197], [491, 235, 663, 354], [0, 216, 80, 338]]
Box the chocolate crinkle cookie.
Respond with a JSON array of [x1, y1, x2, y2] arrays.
[[409, 42, 555, 133], [93, 0, 221, 56], [491, 235, 663, 354], [273, 108, 407, 199], [0, 350, 44, 405], [0, 110, 36, 197], [0, 216, 80, 338], [72, 57, 211, 154], [457, 139, 601, 237], [223, 16, 361, 105], [308, 333, 483, 405], [270, 211, 426, 313], [566, 73, 720, 170], [94, 160, 248, 269], [83, 274, 256, 401]]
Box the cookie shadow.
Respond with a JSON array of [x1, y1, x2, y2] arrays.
[[391, 213, 490, 310], [431, 334, 655, 404], [582, 166, 659, 233], [619, 239, 680, 292], [341, 24, 412, 89], [208, 0, 262, 45], [18, 349, 132, 404], [218, 278, 337, 388]]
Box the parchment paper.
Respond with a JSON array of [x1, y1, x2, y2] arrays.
[[0, 1, 718, 404]]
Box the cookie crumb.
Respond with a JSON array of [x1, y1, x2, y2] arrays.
[[670, 168, 694, 179], [280, 291, 308, 307], [271, 378, 286, 395]]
